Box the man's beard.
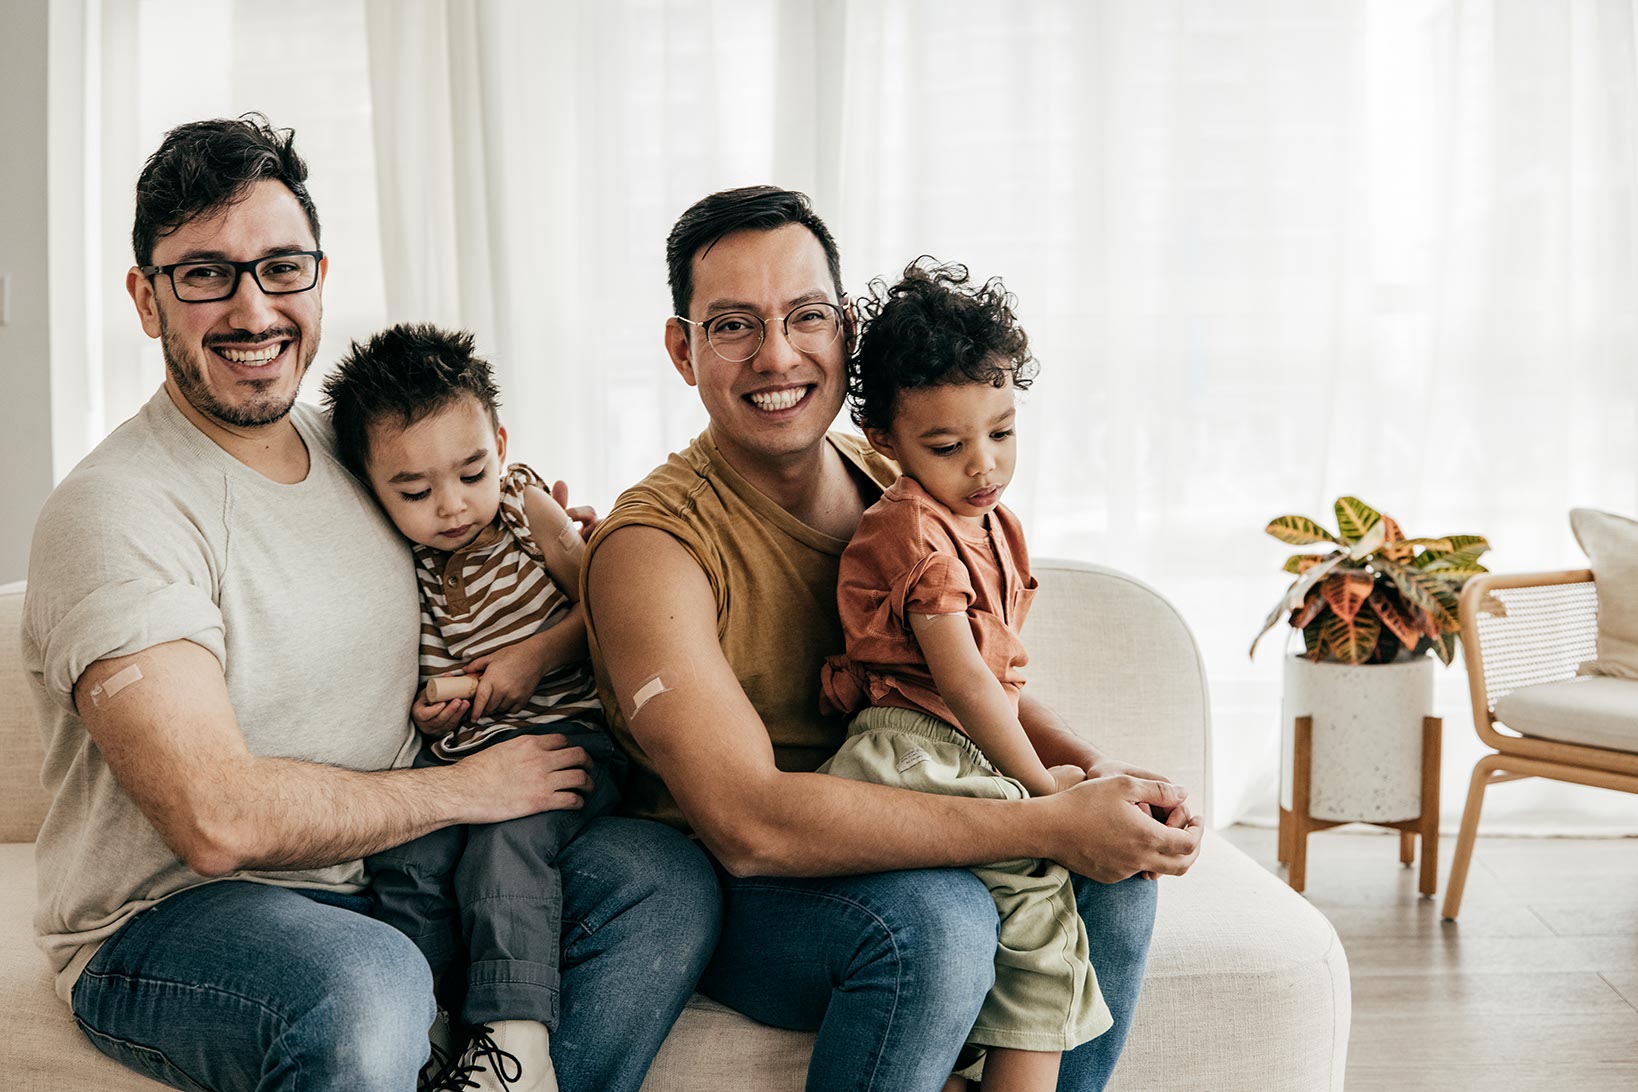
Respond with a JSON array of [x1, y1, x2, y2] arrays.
[[160, 311, 316, 428]]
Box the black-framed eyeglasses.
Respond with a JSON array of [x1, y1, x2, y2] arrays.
[[675, 301, 844, 362], [140, 250, 324, 303]]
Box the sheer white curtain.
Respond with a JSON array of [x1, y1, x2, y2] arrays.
[[361, 0, 851, 492], [69, 0, 1638, 829]]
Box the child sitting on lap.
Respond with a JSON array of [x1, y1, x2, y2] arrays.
[[819, 260, 1110, 1092], [324, 323, 624, 1092]]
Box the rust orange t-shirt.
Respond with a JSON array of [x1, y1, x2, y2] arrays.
[[821, 475, 1039, 730]]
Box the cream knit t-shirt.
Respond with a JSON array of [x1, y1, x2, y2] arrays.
[[22, 388, 421, 1002]]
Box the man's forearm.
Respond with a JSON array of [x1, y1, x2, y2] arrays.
[[714, 759, 1202, 885], [712, 769, 1053, 878], [195, 755, 470, 875]]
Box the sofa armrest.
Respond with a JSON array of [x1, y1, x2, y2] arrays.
[[1026, 560, 1211, 816], [0, 582, 51, 843]]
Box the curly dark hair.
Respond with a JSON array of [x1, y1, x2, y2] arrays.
[[666, 185, 844, 319], [848, 258, 1037, 432], [132, 113, 320, 267], [322, 323, 501, 481]]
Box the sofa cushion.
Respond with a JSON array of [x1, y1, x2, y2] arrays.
[[1, 837, 1347, 1091], [580, 836, 1350, 1091], [0, 843, 158, 1090], [1493, 676, 1638, 754], [1571, 508, 1638, 681]]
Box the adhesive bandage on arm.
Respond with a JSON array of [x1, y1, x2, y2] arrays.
[[87, 664, 144, 709], [621, 649, 696, 720], [628, 674, 673, 718]]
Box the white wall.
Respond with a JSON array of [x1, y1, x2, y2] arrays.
[[0, 0, 54, 584]]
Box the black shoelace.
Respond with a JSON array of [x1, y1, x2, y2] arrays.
[[428, 1025, 523, 1092]]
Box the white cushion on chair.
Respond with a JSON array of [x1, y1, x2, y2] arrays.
[[1572, 508, 1638, 681], [1494, 676, 1638, 753]]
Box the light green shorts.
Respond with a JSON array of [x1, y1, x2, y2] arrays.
[[819, 705, 1113, 1052]]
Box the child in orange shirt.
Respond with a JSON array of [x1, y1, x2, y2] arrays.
[[820, 260, 1107, 1092]]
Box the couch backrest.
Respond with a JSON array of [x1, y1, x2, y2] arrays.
[[0, 563, 1212, 844], [1028, 560, 1212, 811], [0, 582, 51, 842]]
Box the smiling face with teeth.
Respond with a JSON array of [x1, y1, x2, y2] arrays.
[[130, 179, 325, 431], [664, 223, 848, 476]]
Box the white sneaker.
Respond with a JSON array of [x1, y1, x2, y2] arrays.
[[440, 1020, 556, 1092], [418, 1008, 455, 1091]]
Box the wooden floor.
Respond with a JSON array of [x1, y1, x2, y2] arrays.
[[1221, 824, 1638, 1091]]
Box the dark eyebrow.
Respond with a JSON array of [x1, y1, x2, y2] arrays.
[[701, 290, 833, 319], [386, 448, 489, 485], [784, 290, 831, 309], [169, 244, 309, 264], [701, 299, 758, 318], [916, 407, 1016, 441]]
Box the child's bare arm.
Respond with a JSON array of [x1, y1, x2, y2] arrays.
[[523, 484, 586, 601], [909, 612, 1084, 797]]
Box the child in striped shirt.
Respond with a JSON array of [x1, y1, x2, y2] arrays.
[[324, 323, 624, 1092]]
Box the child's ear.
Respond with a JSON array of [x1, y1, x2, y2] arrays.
[[864, 427, 897, 462], [495, 424, 508, 466]]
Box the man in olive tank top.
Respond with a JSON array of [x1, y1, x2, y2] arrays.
[[582, 187, 1205, 1091]]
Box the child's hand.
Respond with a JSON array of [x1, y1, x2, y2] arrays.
[[412, 683, 469, 737], [464, 640, 550, 722], [1048, 764, 1088, 794]]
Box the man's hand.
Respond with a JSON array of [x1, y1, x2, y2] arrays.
[[1039, 771, 1204, 883], [1088, 756, 1185, 823], [411, 682, 468, 737], [463, 638, 551, 722], [453, 733, 594, 825], [552, 480, 598, 542]]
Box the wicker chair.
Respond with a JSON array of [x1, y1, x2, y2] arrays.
[[1442, 569, 1638, 920]]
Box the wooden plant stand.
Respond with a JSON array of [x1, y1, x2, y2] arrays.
[[1277, 714, 1441, 895]]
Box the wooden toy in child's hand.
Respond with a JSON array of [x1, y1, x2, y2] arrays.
[[425, 675, 479, 703]]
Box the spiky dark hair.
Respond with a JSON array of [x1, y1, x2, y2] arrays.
[[322, 323, 501, 481]]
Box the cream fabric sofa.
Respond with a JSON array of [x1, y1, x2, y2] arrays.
[[0, 563, 1351, 1090]]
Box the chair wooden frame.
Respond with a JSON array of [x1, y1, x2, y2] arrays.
[[1443, 568, 1638, 920]]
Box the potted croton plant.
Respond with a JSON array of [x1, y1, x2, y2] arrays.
[[1252, 497, 1489, 823]]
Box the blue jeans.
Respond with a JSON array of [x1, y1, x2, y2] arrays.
[[699, 866, 1157, 1092], [71, 817, 720, 1092]]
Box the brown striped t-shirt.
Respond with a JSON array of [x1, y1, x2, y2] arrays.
[[415, 463, 602, 761]]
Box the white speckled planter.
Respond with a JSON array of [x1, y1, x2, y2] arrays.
[[1279, 654, 1435, 824]]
